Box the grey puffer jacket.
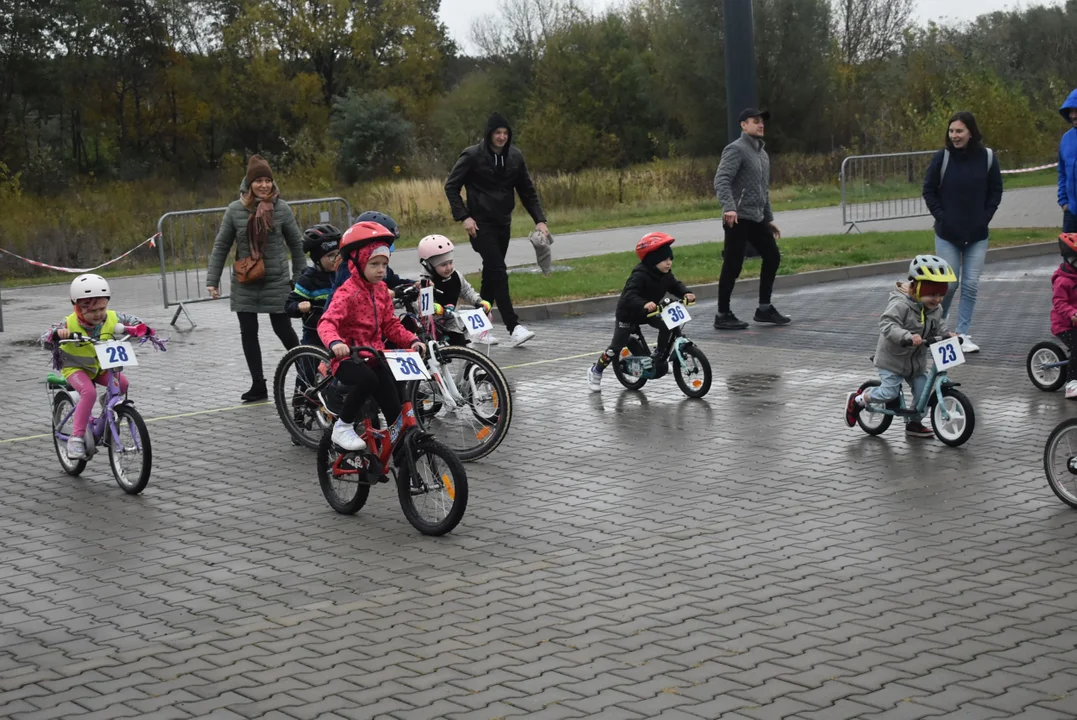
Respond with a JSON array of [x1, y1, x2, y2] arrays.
[[713, 132, 773, 223], [206, 179, 305, 314], [873, 283, 950, 378]]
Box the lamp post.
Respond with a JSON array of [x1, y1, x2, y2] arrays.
[[723, 0, 757, 143]]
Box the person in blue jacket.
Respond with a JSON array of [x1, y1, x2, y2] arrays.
[[325, 211, 415, 309], [1058, 89, 1077, 233], [921, 111, 1003, 355]]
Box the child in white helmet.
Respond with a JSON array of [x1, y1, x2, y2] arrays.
[[416, 234, 494, 346], [40, 274, 156, 459]]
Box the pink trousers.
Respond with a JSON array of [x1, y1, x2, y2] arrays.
[[67, 370, 128, 437]]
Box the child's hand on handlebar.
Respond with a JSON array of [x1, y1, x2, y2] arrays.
[[298, 301, 312, 313], [683, 293, 696, 304], [643, 301, 658, 313], [411, 341, 426, 357], [911, 334, 923, 346], [331, 342, 350, 359], [56, 328, 72, 340]]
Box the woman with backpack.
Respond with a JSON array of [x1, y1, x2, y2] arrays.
[[921, 111, 1004, 354]]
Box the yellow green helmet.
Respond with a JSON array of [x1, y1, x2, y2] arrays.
[[908, 254, 957, 283]]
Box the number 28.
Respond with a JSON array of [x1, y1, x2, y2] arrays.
[[106, 345, 129, 363]]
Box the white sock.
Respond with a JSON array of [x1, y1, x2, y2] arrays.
[[856, 393, 868, 407]]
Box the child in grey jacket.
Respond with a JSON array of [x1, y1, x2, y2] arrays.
[[845, 255, 957, 438]]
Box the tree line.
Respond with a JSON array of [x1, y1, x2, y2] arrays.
[[2, 0, 1076, 195]]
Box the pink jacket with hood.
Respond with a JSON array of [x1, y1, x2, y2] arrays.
[[1052, 262, 1077, 336]]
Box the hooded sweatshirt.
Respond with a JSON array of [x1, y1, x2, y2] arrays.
[[615, 263, 691, 324], [1051, 262, 1077, 336], [1058, 89, 1077, 212], [444, 112, 546, 225], [317, 242, 418, 374], [922, 141, 1003, 247], [873, 282, 950, 378]]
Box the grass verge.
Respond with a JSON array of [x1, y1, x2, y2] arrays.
[[483, 227, 1057, 306]]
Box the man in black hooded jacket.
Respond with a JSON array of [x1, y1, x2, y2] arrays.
[[444, 112, 548, 347]]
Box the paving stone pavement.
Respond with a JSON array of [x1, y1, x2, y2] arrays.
[[2, 255, 1077, 719]]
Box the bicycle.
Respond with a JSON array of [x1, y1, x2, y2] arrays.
[[396, 285, 513, 462], [1043, 417, 1077, 508], [274, 343, 337, 449], [612, 297, 712, 398], [1027, 340, 1068, 392], [48, 333, 167, 494], [851, 335, 975, 447], [316, 345, 468, 536]]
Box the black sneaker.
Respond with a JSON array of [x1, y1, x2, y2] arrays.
[[754, 305, 791, 325], [241, 380, 268, 402], [905, 421, 934, 439], [713, 312, 749, 330]]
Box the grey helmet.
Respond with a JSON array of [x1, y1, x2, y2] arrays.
[[908, 254, 956, 283]]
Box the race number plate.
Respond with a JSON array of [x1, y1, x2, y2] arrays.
[[419, 285, 436, 317], [459, 308, 491, 337], [661, 301, 691, 329], [95, 341, 138, 369], [930, 336, 965, 370], [383, 350, 431, 381]]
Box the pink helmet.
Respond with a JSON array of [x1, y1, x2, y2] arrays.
[[417, 234, 455, 267]]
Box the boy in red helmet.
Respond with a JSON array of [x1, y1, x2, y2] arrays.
[[1052, 233, 1077, 398], [587, 232, 696, 392], [319, 221, 425, 451]]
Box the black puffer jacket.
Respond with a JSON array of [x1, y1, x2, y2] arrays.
[[444, 113, 546, 225], [616, 264, 691, 323]]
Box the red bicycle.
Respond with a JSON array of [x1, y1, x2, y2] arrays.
[[316, 346, 468, 536]]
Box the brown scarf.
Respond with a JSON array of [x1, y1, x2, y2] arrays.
[[246, 190, 278, 259]]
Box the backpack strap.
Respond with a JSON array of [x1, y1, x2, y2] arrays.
[[986, 147, 993, 170], [939, 149, 950, 185]]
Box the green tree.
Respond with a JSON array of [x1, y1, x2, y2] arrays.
[[331, 90, 414, 182]]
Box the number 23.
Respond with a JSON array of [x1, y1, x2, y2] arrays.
[[936, 344, 957, 364]]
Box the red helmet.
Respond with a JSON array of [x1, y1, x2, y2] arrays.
[[340, 221, 395, 255], [1061, 233, 1077, 263], [635, 231, 675, 261]]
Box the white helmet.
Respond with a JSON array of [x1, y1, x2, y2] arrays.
[[417, 234, 455, 268], [69, 274, 111, 303]]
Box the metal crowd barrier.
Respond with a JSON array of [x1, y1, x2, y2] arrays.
[[157, 197, 352, 327], [840, 151, 935, 232]]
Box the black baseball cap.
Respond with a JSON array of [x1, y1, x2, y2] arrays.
[[738, 108, 771, 123]]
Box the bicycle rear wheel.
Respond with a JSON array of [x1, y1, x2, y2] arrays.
[[1045, 418, 1077, 509], [409, 346, 512, 462], [52, 393, 86, 477], [612, 334, 649, 390], [397, 437, 468, 536], [317, 429, 372, 515], [108, 405, 151, 495], [1027, 341, 1067, 392], [274, 344, 335, 449]]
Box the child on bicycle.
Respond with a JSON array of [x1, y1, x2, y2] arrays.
[[587, 232, 696, 392], [40, 274, 155, 459], [285, 224, 341, 347], [416, 234, 492, 346], [318, 221, 425, 452], [1052, 233, 1077, 399], [844, 254, 957, 438]]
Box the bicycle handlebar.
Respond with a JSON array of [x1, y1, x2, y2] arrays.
[[646, 298, 696, 318]]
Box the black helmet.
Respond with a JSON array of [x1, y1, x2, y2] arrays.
[[356, 211, 399, 239], [303, 223, 342, 263]]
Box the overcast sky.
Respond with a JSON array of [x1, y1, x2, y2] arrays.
[[439, 0, 1066, 55]]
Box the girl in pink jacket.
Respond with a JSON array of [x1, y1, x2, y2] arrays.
[[1052, 233, 1077, 398], [319, 221, 423, 451]]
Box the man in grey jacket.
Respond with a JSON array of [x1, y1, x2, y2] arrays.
[[712, 108, 788, 329]]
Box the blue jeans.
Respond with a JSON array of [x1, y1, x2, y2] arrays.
[[934, 236, 988, 336], [1064, 209, 1077, 233], [867, 369, 928, 423]]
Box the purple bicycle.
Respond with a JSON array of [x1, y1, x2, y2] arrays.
[[49, 334, 165, 495]]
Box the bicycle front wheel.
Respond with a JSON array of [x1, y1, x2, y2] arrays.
[[108, 405, 151, 495], [673, 344, 712, 398], [1027, 341, 1067, 392], [409, 346, 512, 462], [274, 344, 335, 449], [52, 392, 86, 477], [397, 438, 468, 536], [1045, 418, 1077, 509]]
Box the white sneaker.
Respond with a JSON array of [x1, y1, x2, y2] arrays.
[[330, 419, 366, 451], [587, 365, 603, 392], [509, 325, 536, 347], [477, 330, 499, 346], [960, 335, 980, 354], [1066, 381, 1077, 400], [66, 435, 87, 460]]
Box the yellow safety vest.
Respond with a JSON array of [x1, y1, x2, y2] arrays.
[[60, 310, 119, 379]]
